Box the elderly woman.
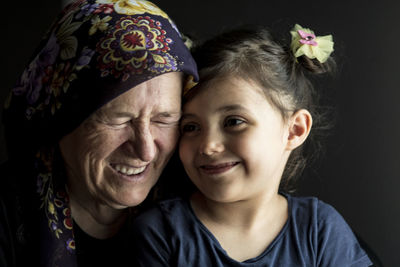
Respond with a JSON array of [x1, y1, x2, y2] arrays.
[[0, 0, 197, 266]]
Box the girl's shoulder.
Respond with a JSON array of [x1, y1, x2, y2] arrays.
[[137, 197, 190, 217], [285, 194, 372, 266], [132, 197, 193, 230], [286, 194, 348, 226]]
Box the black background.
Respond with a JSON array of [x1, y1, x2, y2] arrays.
[[1, 0, 399, 266]]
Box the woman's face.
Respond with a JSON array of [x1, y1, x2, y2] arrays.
[[59, 72, 183, 209]]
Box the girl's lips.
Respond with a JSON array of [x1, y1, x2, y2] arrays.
[[199, 162, 240, 175]]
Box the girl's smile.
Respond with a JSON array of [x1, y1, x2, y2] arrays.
[[198, 161, 241, 176], [179, 76, 293, 203]]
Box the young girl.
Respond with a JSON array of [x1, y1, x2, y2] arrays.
[[130, 25, 372, 266]]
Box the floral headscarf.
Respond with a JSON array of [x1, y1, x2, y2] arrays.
[[2, 0, 197, 266]]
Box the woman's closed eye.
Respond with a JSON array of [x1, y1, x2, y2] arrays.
[[152, 113, 181, 127], [152, 118, 180, 127], [109, 120, 131, 129]]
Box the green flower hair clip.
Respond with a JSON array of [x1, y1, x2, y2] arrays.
[[290, 24, 334, 63]]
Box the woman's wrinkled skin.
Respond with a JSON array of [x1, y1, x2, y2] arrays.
[[59, 71, 183, 238]]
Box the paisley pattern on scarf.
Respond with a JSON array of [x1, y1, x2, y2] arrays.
[[10, 0, 89, 119], [6, 0, 185, 121], [35, 148, 75, 253], [96, 0, 169, 18], [97, 15, 177, 81]]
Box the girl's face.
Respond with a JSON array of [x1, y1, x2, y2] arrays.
[[179, 76, 293, 203]]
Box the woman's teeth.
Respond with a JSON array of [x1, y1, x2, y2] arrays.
[[114, 164, 146, 175]]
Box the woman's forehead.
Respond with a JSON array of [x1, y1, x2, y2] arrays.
[[99, 72, 183, 114]]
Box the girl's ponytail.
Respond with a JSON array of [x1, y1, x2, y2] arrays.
[[296, 55, 336, 74], [290, 24, 335, 75]]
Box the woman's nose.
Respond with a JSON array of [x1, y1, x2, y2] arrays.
[[131, 123, 156, 162], [199, 130, 225, 156]]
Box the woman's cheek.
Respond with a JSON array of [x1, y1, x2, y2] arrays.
[[153, 125, 180, 151]]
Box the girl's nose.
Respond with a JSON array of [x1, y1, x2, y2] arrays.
[[199, 130, 225, 156]]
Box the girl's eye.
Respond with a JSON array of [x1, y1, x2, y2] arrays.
[[181, 123, 199, 133], [224, 117, 245, 127]]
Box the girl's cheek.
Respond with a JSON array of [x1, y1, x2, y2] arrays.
[[179, 140, 193, 162]]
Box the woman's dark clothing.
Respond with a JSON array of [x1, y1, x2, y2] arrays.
[[0, 163, 132, 267], [73, 221, 130, 267], [0, 0, 198, 266]]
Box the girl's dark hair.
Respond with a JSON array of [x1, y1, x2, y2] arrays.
[[187, 25, 336, 192]]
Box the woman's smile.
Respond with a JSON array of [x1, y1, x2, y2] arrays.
[[109, 162, 150, 183]]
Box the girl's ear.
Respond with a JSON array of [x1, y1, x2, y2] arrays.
[[286, 109, 312, 151]]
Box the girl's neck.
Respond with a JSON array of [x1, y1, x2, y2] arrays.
[[190, 191, 288, 262], [67, 186, 127, 240], [191, 191, 287, 229]]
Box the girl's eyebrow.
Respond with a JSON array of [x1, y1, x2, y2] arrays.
[[216, 104, 247, 113], [181, 104, 248, 120], [180, 113, 196, 120]]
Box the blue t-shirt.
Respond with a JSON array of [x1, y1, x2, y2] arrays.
[[130, 195, 372, 266]]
